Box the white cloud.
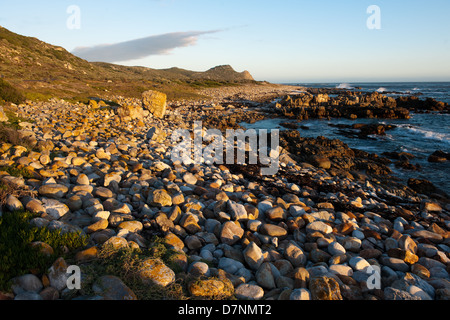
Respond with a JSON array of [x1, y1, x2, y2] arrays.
[[72, 30, 219, 63]]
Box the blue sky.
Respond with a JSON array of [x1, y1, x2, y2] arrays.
[[1, 0, 449, 83]]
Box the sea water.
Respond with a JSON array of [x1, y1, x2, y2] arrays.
[[241, 82, 450, 194]]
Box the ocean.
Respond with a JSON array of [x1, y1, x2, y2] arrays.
[[241, 82, 450, 195]]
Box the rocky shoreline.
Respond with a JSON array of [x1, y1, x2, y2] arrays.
[[0, 83, 449, 301]]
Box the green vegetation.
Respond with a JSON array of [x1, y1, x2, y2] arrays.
[[0, 165, 33, 179], [0, 78, 25, 104], [185, 79, 242, 89], [0, 106, 36, 150], [79, 237, 189, 300], [2, 107, 31, 129], [1, 26, 257, 103], [0, 124, 35, 150], [0, 210, 88, 291]]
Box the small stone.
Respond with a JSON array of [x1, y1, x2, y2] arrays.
[[11, 274, 43, 294], [94, 187, 114, 199], [184, 235, 203, 250], [235, 284, 264, 300], [349, 256, 371, 272], [47, 257, 69, 291], [380, 256, 410, 272], [260, 223, 287, 237], [421, 201, 442, 212], [72, 157, 86, 166], [104, 173, 121, 187], [92, 210, 110, 221], [411, 264, 430, 279], [93, 275, 137, 300], [329, 264, 353, 277], [243, 242, 264, 270], [39, 184, 69, 199], [292, 267, 310, 288], [39, 287, 59, 300], [384, 287, 420, 300], [180, 214, 202, 234], [139, 258, 175, 287], [257, 200, 272, 214], [284, 241, 307, 267], [5, 195, 23, 212], [183, 173, 198, 185], [408, 285, 432, 300], [398, 235, 417, 254], [290, 288, 311, 300], [188, 261, 210, 278], [118, 220, 143, 233], [103, 236, 129, 250], [42, 199, 70, 220], [86, 219, 109, 234], [148, 189, 172, 207], [39, 154, 51, 165], [96, 149, 110, 160], [188, 278, 234, 298], [220, 221, 244, 245], [410, 230, 443, 243], [306, 221, 332, 234], [30, 241, 54, 257], [289, 206, 306, 217], [343, 237, 362, 252], [75, 246, 99, 262], [265, 206, 286, 222], [164, 232, 185, 251], [328, 241, 346, 256], [25, 199, 46, 214], [255, 262, 277, 290], [309, 276, 342, 300], [387, 248, 419, 265], [227, 200, 248, 221]]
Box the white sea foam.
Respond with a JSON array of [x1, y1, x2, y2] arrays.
[[336, 83, 354, 90], [376, 87, 388, 93], [397, 124, 450, 144]]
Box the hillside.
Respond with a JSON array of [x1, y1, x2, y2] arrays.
[[0, 26, 255, 101]]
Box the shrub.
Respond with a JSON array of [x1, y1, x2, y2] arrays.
[[0, 210, 88, 291], [0, 124, 35, 150], [0, 78, 25, 104], [79, 237, 189, 300]]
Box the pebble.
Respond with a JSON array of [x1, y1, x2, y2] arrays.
[[38, 184, 69, 199], [289, 288, 311, 300], [138, 258, 176, 287], [5, 195, 24, 212], [235, 284, 264, 300], [243, 241, 264, 270], [306, 221, 333, 234], [92, 275, 137, 300]]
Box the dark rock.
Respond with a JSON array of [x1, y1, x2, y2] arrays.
[[408, 178, 436, 195]]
